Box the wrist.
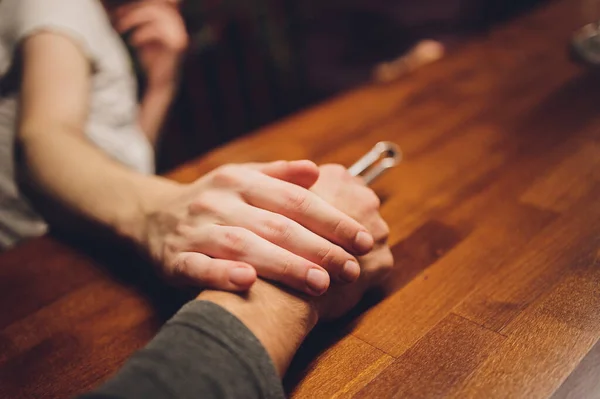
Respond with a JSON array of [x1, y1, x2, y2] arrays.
[[197, 279, 319, 376], [115, 175, 182, 248]]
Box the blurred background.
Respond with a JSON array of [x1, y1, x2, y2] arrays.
[[147, 0, 557, 172]]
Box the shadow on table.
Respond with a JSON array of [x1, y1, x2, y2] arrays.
[[53, 231, 194, 323]]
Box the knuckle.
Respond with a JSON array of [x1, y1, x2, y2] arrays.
[[368, 248, 394, 284], [163, 233, 183, 260], [212, 165, 244, 188], [263, 215, 293, 242], [279, 257, 295, 279], [332, 218, 355, 241], [317, 245, 341, 270], [170, 252, 194, 281], [375, 219, 390, 242], [382, 250, 395, 272], [284, 190, 311, 213], [218, 227, 250, 258], [173, 223, 199, 246], [382, 220, 390, 237], [188, 192, 219, 214]]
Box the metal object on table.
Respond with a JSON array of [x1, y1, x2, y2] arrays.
[[571, 21, 600, 66], [348, 141, 402, 185]]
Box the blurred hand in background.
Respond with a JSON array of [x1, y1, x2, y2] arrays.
[[114, 0, 188, 89]]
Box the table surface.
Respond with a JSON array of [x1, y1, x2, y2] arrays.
[[1, 1, 600, 398]]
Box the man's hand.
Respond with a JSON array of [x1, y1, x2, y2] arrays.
[[114, 0, 188, 88], [197, 164, 394, 375], [310, 164, 394, 319], [143, 161, 374, 296]]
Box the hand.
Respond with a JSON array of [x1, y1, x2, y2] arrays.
[[113, 0, 188, 88], [195, 165, 392, 373], [196, 167, 392, 374], [310, 164, 394, 319], [143, 161, 374, 296]]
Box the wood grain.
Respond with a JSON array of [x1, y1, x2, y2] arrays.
[[1, 0, 599, 397], [454, 239, 600, 398], [287, 335, 394, 399], [551, 338, 600, 399], [454, 187, 600, 333], [355, 314, 505, 398]]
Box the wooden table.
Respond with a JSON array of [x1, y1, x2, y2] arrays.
[[1, 1, 599, 397]]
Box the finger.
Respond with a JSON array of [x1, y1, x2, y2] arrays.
[[188, 225, 331, 296], [372, 217, 390, 244], [358, 245, 394, 286], [245, 160, 320, 189], [171, 252, 257, 291], [240, 170, 375, 255], [129, 24, 163, 47], [114, 5, 162, 33], [224, 202, 361, 283]]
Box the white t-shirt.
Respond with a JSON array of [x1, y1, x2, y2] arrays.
[[0, 0, 154, 249]]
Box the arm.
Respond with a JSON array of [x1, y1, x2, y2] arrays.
[[198, 280, 317, 376], [18, 31, 174, 243], [17, 32, 373, 294], [79, 226, 391, 399], [20, 36, 303, 390], [79, 166, 394, 399], [137, 83, 177, 145], [79, 280, 313, 399]]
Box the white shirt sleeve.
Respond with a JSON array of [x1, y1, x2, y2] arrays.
[[1, 0, 111, 68]]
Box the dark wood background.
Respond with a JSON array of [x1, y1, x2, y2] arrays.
[[157, 0, 551, 171], [1, 0, 599, 397]]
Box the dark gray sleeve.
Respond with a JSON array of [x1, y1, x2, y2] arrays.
[[79, 301, 285, 399]]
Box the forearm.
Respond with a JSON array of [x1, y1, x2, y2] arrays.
[[198, 279, 319, 376], [138, 83, 176, 145], [81, 300, 286, 399], [19, 125, 178, 243], [16, 31, 181, 248]]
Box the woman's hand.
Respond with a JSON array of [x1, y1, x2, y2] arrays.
[[113, 0, 188, 88], [143, 161, 374, 296]]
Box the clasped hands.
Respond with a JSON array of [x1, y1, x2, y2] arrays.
[[110, 0, 393, 319], [142, 160, 394, 319]]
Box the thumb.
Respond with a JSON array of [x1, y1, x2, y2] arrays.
[[245, 160, 320, 189]]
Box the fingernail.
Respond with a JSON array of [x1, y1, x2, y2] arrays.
[[306, 268, 329, 295], [354, 231, 374, 253], [229, 267, 256, 287], [340, 260, 360, 282]]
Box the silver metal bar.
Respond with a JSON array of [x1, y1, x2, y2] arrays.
[[348, 141, 402, 184]]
